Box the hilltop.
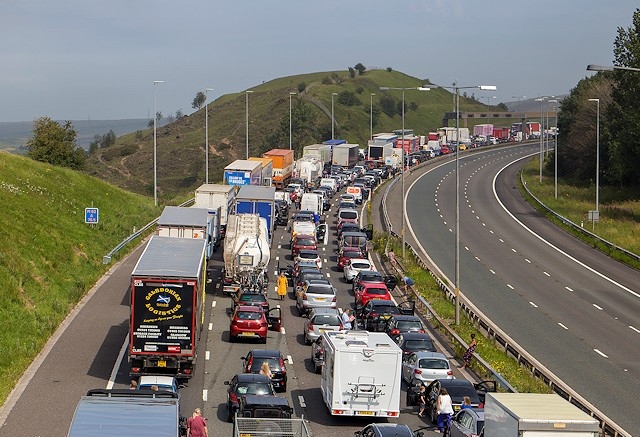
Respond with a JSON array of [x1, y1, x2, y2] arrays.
[[84, 69, 500, 202], [0, 151, 160, 401]]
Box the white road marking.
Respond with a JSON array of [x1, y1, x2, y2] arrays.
[[475, 256, 480, 261], [489, 230, 494, 234], [278, 244, 282, 249], [211, 301, 216, 308], [276, 304, 281, 309], [594, 349, 608, 358], [629, 326, 640, 334], [298, 395, 307, 408], [511, 248, 517, 253], [464, 246, 469, 251], [499, 238, 504, 243], [558, 323, 568, 330], [326, 273, 330, 278], [543, 272, 550, 277], [205, 351, 210, 360], [529, 301, 538, 308], [275, 256, 279, 261], [593, 304, 603, 311], [280, 327, 286, 335], [287, 355, 293, 364], [106, 334, 129, 389], [324, 259, 328, 263], [525, 259, 531, 263], [489, 270, 495, 275], [565, 286, 573, 292], [507, 284, 514, 289], [202, 389, 208, 401], [208, 323, 213, 331]]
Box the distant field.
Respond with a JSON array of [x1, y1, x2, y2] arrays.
[[0, 119, 157, 151]]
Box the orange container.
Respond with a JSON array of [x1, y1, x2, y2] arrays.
[[262, 149, 294, 188]]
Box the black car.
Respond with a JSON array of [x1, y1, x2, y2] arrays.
[[236, 394, 292, 421], [383, 314, 425, 338], [337, 222, 361, 238], [242, 349, 288, 392], [224, 373, 275, 422], [407, 379, 494, 424], [354, 423, 423, 437], [395, 332, 436, 357], [233, 290, 269, 312], [292, 211, 315, 223], [356, 299, 414, 332]]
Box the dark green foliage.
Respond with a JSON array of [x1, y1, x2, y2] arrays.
[[497, 102, 508, 111], [321, 76, 332, 85], [396, 99, 408, 115], [354, 63, 366, 75], [262, 100, 326, 154], [337, 90, 361, 106], [364, 104, 381, 128], [379, 93, 398, 117], [192, 91, 206, 110], [409, 102, 418, 111], [175, 109, 184, 120], [355, 86, 364, 94], [26, 117, 85, 170], [331, 73, 343, 84], [297, 82, 307, 93], [387, 67, 393, 72], [348, 67, 356, 79]]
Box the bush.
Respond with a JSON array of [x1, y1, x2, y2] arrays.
[[321, 76, 332, 85], [355, 86, 364, 94], [337, 90, 361, 106], [297, 82, 306, 93], [387, 67, 393, 72]]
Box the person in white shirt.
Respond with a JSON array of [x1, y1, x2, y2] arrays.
[[436, 387, 454, 432], [341, 308, 355, 330]]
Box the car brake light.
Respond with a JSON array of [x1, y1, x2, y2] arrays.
[[279, 357, 286, 371], [447, 370, 453, 376], [332, 295, 337, 302], [419, 329, 425, 333], [302, 293, 308, 300], [308, 322, 314, 330], [261, 321, 268, 327], [414, 369, 422, 374], [247, 356, 253, 370], [130, 367, 140, 374], [391, 329, 399, 335], [229, 392, 238, 403]]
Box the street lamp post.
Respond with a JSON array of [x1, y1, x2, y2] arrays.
[[289, 92, 296, 151], [370, 93, 375, 140], [587, 64, 640, 72], [436, 83, 496, 325], [534, 97, 547, 182], [245, 90, 253, 159], [331, 92, 338, 140], [483, 96, 496, 105], [379, 86, 431, 260], [588, 98, 600, 213], [204, 88, 214, 184], [153, 80, 164, 207], [548, 99, 558, 198]]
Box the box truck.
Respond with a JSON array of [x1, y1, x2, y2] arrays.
[[320, 330, 403, 417], [332, 144, 359, 168], [473, 124, 494, 137], [367, 142, 394, 164], [157, 206, 219, 259], [235, 185, 276, 240], [129, 236, 206, 379], [303, 144, 333, 166], [194, 183, 237, 239], [300, 192, 323, 215], [248, 156, 274, 186], [224, 159, 263, 186], [484, 393, 600, 436], [263, 149, 294, 188]]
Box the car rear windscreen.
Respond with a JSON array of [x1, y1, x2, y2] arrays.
[[405, 339, 435, 350], [419, 358, 448, 369], [296, 239, 315, 246], [237, 311, 263, 320], [367, 287, 387, 295], [312, 315, 340, 325]]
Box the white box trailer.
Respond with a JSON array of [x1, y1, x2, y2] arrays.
[[157, 206, 218, 259], [194, 184, 237, 238], [320, 330, 402, 418], [484, 393, 600, 437]]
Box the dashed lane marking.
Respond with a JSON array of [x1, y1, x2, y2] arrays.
[[594, 349, 608, 358], [529, 301, 538, 308], [287, 355, 293, 364], [593, 304, 603, 311], [205, 351, 210, 360], [211, 301, 217, 308], [202, 390, 208, 402], [208, 323, 213, 331], [565, 286, 573, 292]]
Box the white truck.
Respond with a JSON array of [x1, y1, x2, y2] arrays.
[[303, 143, 332, 166], [222, 213, 270, 295], [300, 192, 323, 215], [157, 206, 219, 260], [484, 393, 600, 437], [296, 156, 323, 188], [320, 330, 402, 418], [194, 183, 237, 238], [332, 144, 360, 168]]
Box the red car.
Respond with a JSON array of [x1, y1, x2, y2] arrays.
[[337, 247, 364, 271], [291, 234, 317, 257], [354, 282, 391, 306], [229, 305, 281, 343]]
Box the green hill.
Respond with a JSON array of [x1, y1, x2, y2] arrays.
[[85, 69, 497, 202], [0, 152, 159, 402]]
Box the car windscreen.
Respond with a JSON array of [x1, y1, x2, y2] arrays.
[[240, 294, 265, 302], [366, 287, 388, 295], [418, 358, 448, 369], [249, 358, 280, 372], [237, 383, 274, 395], [445, 385, 480, 403], [339, 211, 358, 220], [404, 339, 435, 351], [237, 311, 263, 320], [295, 239, 316, 246], [307, 286, 334, 295], [312, 315, 341, 325], [396, 320, 422, 330]]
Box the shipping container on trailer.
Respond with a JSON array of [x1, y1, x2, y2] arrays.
[[248, 156, 274, 186], [263, 149, 294, 188], [157, 206, 218, 259], [224, 159, 263, 186]]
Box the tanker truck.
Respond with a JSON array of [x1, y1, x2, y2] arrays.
[[222, 213, 270, 296], [296, 156, 323, 189]]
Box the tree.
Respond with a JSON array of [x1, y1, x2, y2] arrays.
[[175, 109, 184, 120], [26, 117, 85, 169], [337, 90, 361, 106], [364, 104, 381, 128], [297, 82, 307, 93], [409, 101, 418, 111], [354, 63, 366, 75], [386, 67, 393, 72], [497, 102, 508, 111], [379, 94, 398, 117], [355, 86, 364, 94], [348, 67, 356, 79], [192, 91, 206, 110]]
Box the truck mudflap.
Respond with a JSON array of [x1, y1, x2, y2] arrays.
[[129, 355, 195, 379], [234, 417, 311, 437]]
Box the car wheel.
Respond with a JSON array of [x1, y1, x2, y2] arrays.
[[230, 334, 236, 343], [313, 360, 320, 374]]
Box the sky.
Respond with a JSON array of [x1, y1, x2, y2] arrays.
[[0, 1, 636, 122]]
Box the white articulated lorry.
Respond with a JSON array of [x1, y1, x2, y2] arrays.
[[222, 213, 270, 295], [484, 393, 600, 437], [157, 206, 219, 260], [320, 330, 402, 418], [194, 184, 237, 239]]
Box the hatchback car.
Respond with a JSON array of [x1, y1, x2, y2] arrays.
[[395, 332, 437, 358], [401, 351, 454, 385], [296, 282, 337, 315], [354, 423, 423, 437], [384, 315, 425, 338], [356, 299, 414, 332], [449, 408, 485, 437], [354, 282, 391, 307], [229, 305, 281, 343], [337, 247, 364, 271], [303, 308, 342, 344], [224, 373, 275, 422], [295, 270, 328, 292], [291, 234, 317, 257], [233, 290, 269, 312], [138, 375, 181, 394], [294, 249, 322, 268], [337, 222, 361, 238], [242, 349, 288, 392], [343, 258, 373, 282], [408, 379, 481, 424]]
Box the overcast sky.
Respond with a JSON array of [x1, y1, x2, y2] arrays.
[[0, 1, 636, 122]]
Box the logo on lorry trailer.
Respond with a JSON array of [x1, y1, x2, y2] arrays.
[[145, 287, 182, 316]]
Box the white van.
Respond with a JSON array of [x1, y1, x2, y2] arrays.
[[300, 192, 323, 215], [320, 178, 338, 193]]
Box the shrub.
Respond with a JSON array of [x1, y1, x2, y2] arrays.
[[297, 82, 306, 93]]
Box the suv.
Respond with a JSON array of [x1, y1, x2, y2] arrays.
[[236, 394, 292, 420], [242, 349, 288, 392], [224, 373, 275, 422]]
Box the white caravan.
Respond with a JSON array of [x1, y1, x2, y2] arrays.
[[320, 330, 402, 418]]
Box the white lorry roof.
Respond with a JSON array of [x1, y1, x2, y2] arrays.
[[132, 236, 205, 279], [487, 393, 600, 426], [324, 330, 400, 351], [157, 206, 208, 227]]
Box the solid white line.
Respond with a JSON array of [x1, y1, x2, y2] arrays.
[[205, 351, 210, 360], [106, 334, 129, 389], [298, 395, 307, 408], [287, 355, 293, 364], [211, 300, 217, 308], [529, 301, 538, 308], [202, 389, 208, 401], [208, 322, 213, 331], [629, 326, 640, 334], [594, 349, 608, 358], [558, 323, 568, 330], [507, 284, 514, 290], [593, 304, 603, 311]]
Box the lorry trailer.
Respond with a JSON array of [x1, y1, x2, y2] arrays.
[[157, 206, 219, 260], [194, 183, 237, 238], [263, 149, 294, 188], [224, 159, 263, 186], [235, 185, 276, 240], [332, 144, 359, 168]]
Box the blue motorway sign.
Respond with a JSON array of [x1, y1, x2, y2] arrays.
[[85, 207, 99, 224]]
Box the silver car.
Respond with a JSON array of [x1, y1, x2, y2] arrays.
[[401, 351, 454, 385], [296, 282, 337, 315], [303, 308, 342, 344]]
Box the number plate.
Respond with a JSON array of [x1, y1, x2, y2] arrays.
[[356, 411, 374, 416], [315, 297, 326, 302], [241, 332, 256, 336], [158, 360, 166, 367]]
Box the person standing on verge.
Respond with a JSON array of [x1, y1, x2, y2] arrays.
[[187, 408, 208, 437], [277, 271, 288, 300], [460, 334, 477, 370], [436, 387, 454, 433]]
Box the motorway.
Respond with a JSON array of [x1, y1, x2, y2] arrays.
[[0, 180, 453, 436], [397, 143, 640, 435]]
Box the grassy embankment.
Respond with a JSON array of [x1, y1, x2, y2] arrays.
[[0, 152, 159, 404], [520, 158, 640, 266]]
